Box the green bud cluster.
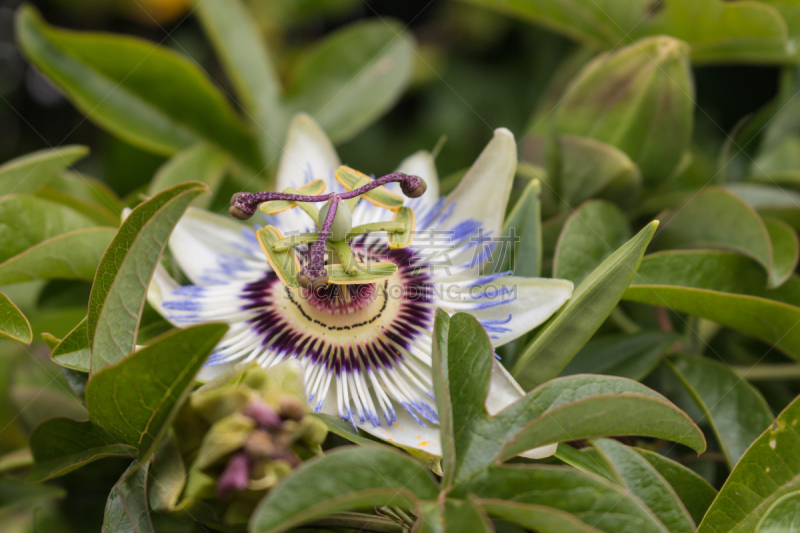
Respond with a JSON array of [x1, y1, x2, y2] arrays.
[[167, 362, 327, 529]]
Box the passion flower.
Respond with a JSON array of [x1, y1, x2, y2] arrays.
[[149, 113, 573, 459]]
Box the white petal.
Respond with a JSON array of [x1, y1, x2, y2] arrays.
[[437, 277, 573, 346], [318, 359, 558, 460], [168, 207, 260, 286], [487, 361, 558, 459], [428, 128, 516, 238], [396, 150, 439, 216], [324, 395, 445, 458], [147, 263, 180, 322], [276, 113, 340, 192]]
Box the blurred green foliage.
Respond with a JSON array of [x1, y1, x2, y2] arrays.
[[4, 0, 800, 531]]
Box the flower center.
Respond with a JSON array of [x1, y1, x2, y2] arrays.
[[302, 283, 378, 315]]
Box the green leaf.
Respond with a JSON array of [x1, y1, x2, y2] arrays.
[[50, 171, 123, 214], [62, 367, 88, 402], [28, 418, 136, 482], [514, 221, 658, 389], [0, 227, 115, 285], [624, 250, 800, 360], [431, 309, 456, 487], [0, 480, 65, 521], [562, 332, 680, 381], [0, 195, 96, 264], [593, 439, 695, 533], [16, 5, 262, 169], [523, 134, 641, 209], [102, 461, 153, 533], [555, 37, 693, 184], [250, 446, 439, 533], [415, 500, 444, 533], [727, 183, 800, 232], [479, 499, 602, 533], [764, 217, 799, 288], [643, 0, 787, 63], [433, 312, 704, 487], [148, 144, 228, 210], [554, 200, 631, 286], [727, 183, 800, 210], [457, 464, 672, 533], [283, 20, 415, 143], [432, 311, 492, 488], [443, 498, 495, 533], [311, 413, 382, 446], [554, 445, 617, 483], [49, 317, 90, 372], [665, 354, 774, 468], [699, 394, 800, 533], [88, 182, 207, 372], [460, 0, 788, 63], [34, 187, 120, 226], [751, 137, 800, 186], [0, 145, 88, 195], [0, 292, 31, 345], [494, 179, 541, 277], [654, 188, 780, 287], [86, 323, 228, 460], [636, 448, 718, 526], [459, 0, 654, 50], [756, 490, 800, 533], [492, 374, 706, 462], [148, 434, 185, 512], [0, 449, 33, 475], [541, 210, 570, 277], [190, 0, 284, 166]]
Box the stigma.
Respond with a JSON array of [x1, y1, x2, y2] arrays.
[[230, 165, 425, 291]]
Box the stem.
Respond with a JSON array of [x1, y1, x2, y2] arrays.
[[306, 195, 340, 280], [686, 315, 702, 353], [329, 240, 358, 275], [731, 364, 800, 381], [655, 307, 673, 332], [273, 222, 410, 251], [272, 232, 320, 252], [609, 307, 641, 334], [303, 512, 406, 533], [348, 221, 410, 237]]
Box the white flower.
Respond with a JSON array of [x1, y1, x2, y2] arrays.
[[148, 114, 573, 459]]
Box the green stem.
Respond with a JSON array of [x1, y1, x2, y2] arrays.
[[329, 240, 358, 275], [272, 221, 410, 252], [304, 512, 405, 533], [272, 232, 320, 252], [732, 364, 800, 381], [348, 221, 409, 237], [282, 186, 321, 222], [686, 315, 702, 354]]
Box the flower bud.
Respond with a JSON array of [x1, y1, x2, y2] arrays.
[[556, 36, 693, 185], [216, 452, 250, 499], [242, 399, 283, 430], [167, 362, 327, 530], [318, 200, 352, 242], [279, 397, 305, 422]]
